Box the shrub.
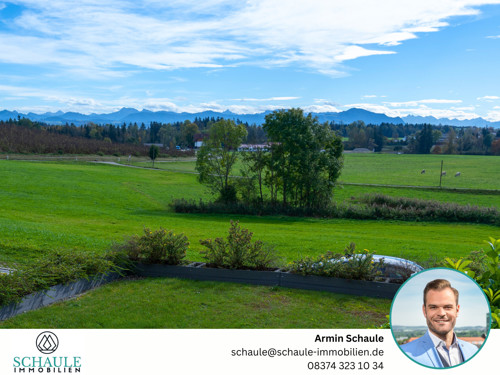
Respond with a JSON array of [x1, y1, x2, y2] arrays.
[[287, 243, 382, 281], [199, 220, 277, 270], [172, 195, 500, 226], [0, 250, 118, 307], [444, 237, 500, 329], [113, 227, 189, 265], [359, 193, 500, 225]]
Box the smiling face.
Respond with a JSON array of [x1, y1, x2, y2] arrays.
[[423, 288, 460, 341]]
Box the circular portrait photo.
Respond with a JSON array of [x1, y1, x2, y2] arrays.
[[390, 268, 490, 369]]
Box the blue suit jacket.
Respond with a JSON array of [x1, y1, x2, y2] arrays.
[[400, 331, 478, 368]]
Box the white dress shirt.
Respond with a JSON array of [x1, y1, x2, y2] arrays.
[[427, 330, 464, 367]]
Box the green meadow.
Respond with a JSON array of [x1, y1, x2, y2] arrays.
[[0, 278, 391, 328], [0, 153, 499, 327], [132, 153, 500, 189]]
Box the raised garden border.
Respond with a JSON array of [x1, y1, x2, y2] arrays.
[[135, 262, 400, 299], [1, 263, 400, 322], [0, 272, 120, 321]]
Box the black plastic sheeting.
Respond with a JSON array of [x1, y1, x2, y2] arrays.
[[0, 272, 120, 321]]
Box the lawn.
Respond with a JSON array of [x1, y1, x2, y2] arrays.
[[0, 278, 391, 328], [341, 153, 500, 189], [130, 153, 500, 190], [0, 160, 497, 266], [128, 153, 500, 207], [0, 154, 498, 328]]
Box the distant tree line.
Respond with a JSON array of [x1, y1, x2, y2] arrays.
[[1, 114, 499, 156], [0, 120, 189, 156], [332, 121, 500, 155], [0, 115, 266, 151]]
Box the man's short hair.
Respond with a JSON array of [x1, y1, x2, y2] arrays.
[[423, 279, 459, 306]]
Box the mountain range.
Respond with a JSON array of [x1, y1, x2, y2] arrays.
[[1, 107, 499, 127]]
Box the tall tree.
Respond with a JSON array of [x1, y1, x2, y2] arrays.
[[444, 128, 457, 154], [415, 124, 434, 154], [263, 108, 343, 208], [195, 119, 247, 202], [347, 120, 369, 149], [149, 144, 159, 168], [373, 126, 385, 152], [241, 147, 269, 203], [181, 121, 199, 148]]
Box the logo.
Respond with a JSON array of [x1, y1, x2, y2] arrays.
[[36, 331, 59, 354], [12, 332, 82, 374]]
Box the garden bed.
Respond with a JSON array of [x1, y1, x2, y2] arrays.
[[0, 262, 400, 322], [0, 272, 120, 321], [134, 262, 400, 299]]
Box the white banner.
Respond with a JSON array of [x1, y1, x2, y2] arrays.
[[0, 329, 497, 374]]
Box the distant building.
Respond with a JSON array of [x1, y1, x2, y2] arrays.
[[143, 143, 164, 148], [238, 143, 271, 152], [194, 133, 209, 148], [347, 148, 373, 153]]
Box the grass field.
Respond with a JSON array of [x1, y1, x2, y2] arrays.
[[1, 158, 498, 265], [127, 153, 500, 207], [0, 153, 499, 328], [0, 278, 391, 328], [129, 153, 500, 189]]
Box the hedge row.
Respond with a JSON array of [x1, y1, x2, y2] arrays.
[[172, 194, 500, 225]]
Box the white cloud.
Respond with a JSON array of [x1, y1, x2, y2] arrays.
[[484, 110, 500, 121], [1, 0, 499, 78], [230, 97, 299, 102], [401, 107, 479, 120], [303, 104, 340, 113], [450, 106, 476, 111], [477, 95, 500, 100], [386, 99, 463, 107], [334, 46, 395, 62], [345, 101, 480, 120]]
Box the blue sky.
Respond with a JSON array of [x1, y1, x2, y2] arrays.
[[391, 269, 490, 328], [2, 1, 500, 120]]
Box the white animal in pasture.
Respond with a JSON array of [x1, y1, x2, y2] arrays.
[[455, 172, 461, 177]]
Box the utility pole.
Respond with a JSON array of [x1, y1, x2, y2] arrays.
[[439, 160, 444, 188]]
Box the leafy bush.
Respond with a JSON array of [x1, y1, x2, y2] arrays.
[[199, 220, 277, 270], [0, 250, 118, 307], [359, 193, 500, 225], [172, 195, 500, 225], [113, 227, 189, 265], [287, 243, 382, 281], [444, 237, 500, 329]]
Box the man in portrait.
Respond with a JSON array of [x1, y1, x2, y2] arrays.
[[400, 279, 479, 367]]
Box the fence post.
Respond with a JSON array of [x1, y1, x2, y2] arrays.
[[439, 160, 443, 188]]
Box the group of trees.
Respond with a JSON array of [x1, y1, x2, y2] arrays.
[[0, 115, 266, 150], [2, 112, 499, 158], [336, 121, 500, 155], [405, 125, 499, 155], [342, 121, 386, 151], [0, 122, 148, 156], [195, 109, 344, 209]]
